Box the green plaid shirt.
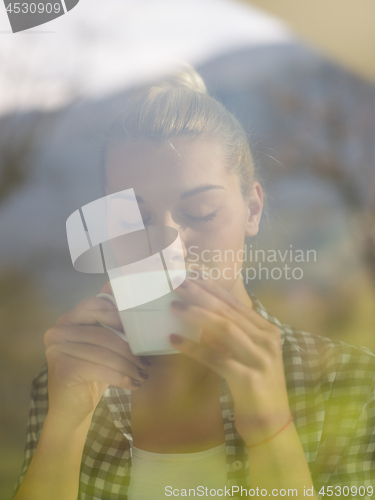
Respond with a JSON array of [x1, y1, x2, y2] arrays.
[[15, 297, 375, 499]]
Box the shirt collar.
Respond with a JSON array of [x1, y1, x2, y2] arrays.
[[249, 292, 285, 347]]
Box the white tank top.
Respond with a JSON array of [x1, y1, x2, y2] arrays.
[[127, 443, 227, 500]]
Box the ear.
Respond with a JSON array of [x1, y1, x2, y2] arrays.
[[245, 182, 263, 237]]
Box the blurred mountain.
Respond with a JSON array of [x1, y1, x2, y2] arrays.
[[1, 42, 374, 312]]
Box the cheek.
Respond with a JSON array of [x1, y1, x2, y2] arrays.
[[183, 208, 248, 268], [216, 203, 249, 246]]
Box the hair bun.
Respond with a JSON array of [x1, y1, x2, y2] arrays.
[[153, 62, 207, 94]]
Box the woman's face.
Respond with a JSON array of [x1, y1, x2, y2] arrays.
[[105, 137, 262, 291]]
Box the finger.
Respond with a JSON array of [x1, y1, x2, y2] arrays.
[[169, 333, 256, 394], [48, 351, 143, 390], [46, 342, 149, 385], [57, 297, 123, 332], [170, 334, 273, 412], [44, 324, 145, 371], [171, 302, 264, 367], [175, 279, 266, 345], [188, 275, 273, 331], [169, 333, 240, 380]]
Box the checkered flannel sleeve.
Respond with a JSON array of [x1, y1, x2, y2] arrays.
[[283, 331, 375, 496], [12, 366, 49, 498], [312, 351, 375, 494]]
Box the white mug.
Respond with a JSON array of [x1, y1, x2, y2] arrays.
[[97, 280, 201, 356]]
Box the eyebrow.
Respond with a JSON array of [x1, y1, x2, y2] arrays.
[[180, 184, 225, 200], [110, 184, 225, 203]]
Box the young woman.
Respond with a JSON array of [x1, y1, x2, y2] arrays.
[[14, 67, 375, 500]]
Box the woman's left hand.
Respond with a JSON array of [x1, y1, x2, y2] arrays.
[[170, 275, 291, 447]]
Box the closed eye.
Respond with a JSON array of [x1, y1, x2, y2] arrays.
[[185, 210, 218, 223], [120, 213, 217, 227], [119, 218, 151, 229]]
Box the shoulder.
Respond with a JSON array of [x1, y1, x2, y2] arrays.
[[253, 296, 375, 399], [283, 328, 375, 400], [284, 326, 375, 380], [283, 324, 375, 368]]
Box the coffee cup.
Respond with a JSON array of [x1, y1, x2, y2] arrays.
[[98, 272, 201, 356]]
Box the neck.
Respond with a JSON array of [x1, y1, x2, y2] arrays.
[[228, 276, 253, 309], [145, 353, 216, 399]]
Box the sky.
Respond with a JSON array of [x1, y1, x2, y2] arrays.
[[0, 0, 292, 114]]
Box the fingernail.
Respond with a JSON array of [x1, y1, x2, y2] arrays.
[[171, 301, 188, 311], [170, 333, 184, 344], [138, 368, 149, 380], [132, 378, 143, 387], [140, 356, 152, 366]]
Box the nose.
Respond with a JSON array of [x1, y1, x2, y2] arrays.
[[151, 211, 177, 230], [149, 212, 188, 260]]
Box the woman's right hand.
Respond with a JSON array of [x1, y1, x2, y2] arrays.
[[43, 285, 150, 427]]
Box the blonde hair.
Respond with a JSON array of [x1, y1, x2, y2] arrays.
[[101, 64, 255, 198]]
